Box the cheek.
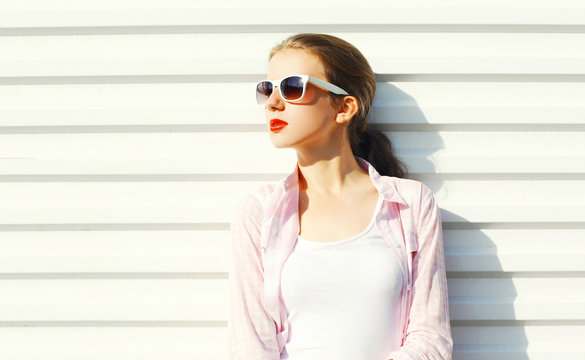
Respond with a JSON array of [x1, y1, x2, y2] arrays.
[[292, 111, 336, 138]]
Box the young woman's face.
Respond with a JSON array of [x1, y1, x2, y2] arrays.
[[264, 48, 342, 150]]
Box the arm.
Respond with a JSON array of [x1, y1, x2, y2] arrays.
[[227, 193, 280, 360], [387, 184, 453, 360]]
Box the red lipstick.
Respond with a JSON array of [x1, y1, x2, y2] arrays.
[[270, 118, 288, 131]]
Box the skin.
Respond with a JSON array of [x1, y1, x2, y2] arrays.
[[264, 48, 381, 245]]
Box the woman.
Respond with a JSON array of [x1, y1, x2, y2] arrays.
[[228, 33, 452, 360]]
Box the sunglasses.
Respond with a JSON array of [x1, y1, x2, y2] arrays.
[[255, 74, 349, 105]]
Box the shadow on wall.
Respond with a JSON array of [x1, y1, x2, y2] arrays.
[[374, 82, 445, 191], [376, 82, 529, 360], [443, 210, 529, 360]]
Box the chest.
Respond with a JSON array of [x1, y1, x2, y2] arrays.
[[297, 188, 381, 243]]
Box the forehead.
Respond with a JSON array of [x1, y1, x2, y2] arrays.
[[267, 49, 326, 80]]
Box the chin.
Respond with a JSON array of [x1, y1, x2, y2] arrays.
[[268, 136, 294, 149], [270, 141, 290, 149]]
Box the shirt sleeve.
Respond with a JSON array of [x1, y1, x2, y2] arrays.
[[227, 192, 280, 360], [387, 184, 453, 360]]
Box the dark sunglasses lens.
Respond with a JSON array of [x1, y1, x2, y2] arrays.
[[256, 81, 273, 104], [281, 76, 304, 101]]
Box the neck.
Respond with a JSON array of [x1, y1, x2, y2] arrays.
[[296, 153, 366, 197]]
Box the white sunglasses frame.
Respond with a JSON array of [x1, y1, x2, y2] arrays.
[[255, 74, 350, 105]]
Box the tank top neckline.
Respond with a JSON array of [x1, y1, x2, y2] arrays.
[[297, 192, 383, 247]]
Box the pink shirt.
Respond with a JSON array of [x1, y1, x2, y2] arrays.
[[228, 155, 453, 360]]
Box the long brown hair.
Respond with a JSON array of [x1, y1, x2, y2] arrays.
[[269, 33, 408, 178]]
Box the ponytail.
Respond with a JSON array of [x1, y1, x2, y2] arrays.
[[351, 127, 408, 178]]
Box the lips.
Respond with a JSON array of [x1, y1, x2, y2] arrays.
[[270, 118, 288, 131]]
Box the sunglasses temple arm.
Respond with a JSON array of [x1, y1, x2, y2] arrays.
[[308, 76, 349, 95]]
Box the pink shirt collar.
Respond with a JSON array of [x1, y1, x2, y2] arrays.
[[260, 155, 407, 250]]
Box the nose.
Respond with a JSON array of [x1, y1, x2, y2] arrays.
[[265, 85, 285, 110]]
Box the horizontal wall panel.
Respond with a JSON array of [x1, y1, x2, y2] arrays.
[[0, 327, 226, 360], [1, 83, 584, 126], [1, 229, 583, 274], [445, 229, 585, 272], [448, 278, 585, 320], [446, 254, 585, 272], [452, 325, 585, 360], [0, 132, 583, 175], [1, 33, 584, 77], [0, 278, 583, 322], [448, 277, 585, 299], [0, 230, 229, 273], [0, 326, 582, 360], [1, 181, 585, 224], [0, 279, 227, 321], [1, 1, 584, 28], [451, 301, 585, 321]]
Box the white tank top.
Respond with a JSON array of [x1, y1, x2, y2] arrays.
[[280, 194, 403, 360]]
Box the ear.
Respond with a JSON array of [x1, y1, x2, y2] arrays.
[[335, 95, 359, 124]]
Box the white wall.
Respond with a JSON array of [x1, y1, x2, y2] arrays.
[[1, 1, 584, 359]]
